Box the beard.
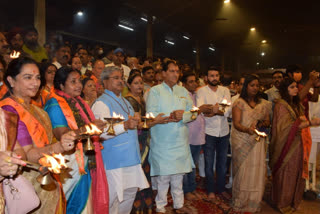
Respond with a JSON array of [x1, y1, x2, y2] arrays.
[[208, 79, 219, 86], [274, 81, 280, 88], [26, 40, 38, 48]]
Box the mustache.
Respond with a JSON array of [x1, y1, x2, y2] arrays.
[[208, 80, 219, 86]]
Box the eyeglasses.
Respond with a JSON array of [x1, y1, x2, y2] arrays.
[[108, 76, 125, 81]]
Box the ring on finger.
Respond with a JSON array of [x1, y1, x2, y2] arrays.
[[9, 169, 14, 177]]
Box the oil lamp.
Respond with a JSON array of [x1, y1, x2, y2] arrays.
[[104, 112, 125, 135], [190, 106, 200, 120], [219, 98, 231, 113], [141, 113, 155, 129]]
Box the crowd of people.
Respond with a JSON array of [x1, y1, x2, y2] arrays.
[[0, 26, 320, 214]]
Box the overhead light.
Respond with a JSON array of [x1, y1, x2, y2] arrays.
[[250, 27, 256, 31], [261, 52, 265, 56], [77, 11, 83, 16], [261, 40, 267, 44], [183, 36, 190, 40], [165, 40, 175, 45], [209, 47, 215, 51], [256, 62, 260, 65], [224, 0, 230, 3], [193, 50, 196, 53], [118, 24, 134, 31], [141, 17, 148, 22]]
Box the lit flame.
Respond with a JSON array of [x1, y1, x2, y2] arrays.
[[191, 106, 199, 111], [53, 153, 67, 168], [84, 123, 102, 135], [220, 98, 231, 105], [40, 154, 65, 174], [254, 129, 267, 137], [112, 112, 119, 118], [9, 51, 21, 59], [112, 112, 125, 120], [146, 113, 155, 119]]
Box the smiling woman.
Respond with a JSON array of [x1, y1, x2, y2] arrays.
[[0, 57, 78, 213], [44, 66, 108, 213]]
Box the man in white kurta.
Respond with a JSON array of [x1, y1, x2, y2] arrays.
[[146, 61, 194, 213], [92, 66, 149, 214]]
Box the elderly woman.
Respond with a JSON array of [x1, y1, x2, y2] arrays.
[[231, 74, 271, 212], [44, 66, 108, 214], [0, 57, 76, 213], [32, 62, 57, 107]]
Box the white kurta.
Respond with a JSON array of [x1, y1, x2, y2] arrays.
[[91, 101, 149, 203]]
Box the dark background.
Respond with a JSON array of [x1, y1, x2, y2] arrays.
[[1, 0, 320, 74]]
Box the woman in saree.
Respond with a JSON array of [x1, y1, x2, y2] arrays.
[[44, 66, 108, 214], [0, 57, 77, 213], [269, 78, 319, 214], [231, 74, 271, 212], [32, 62, 56, 108]]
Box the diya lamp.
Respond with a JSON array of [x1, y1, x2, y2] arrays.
[[141, 113, 155, 129], [26, 153, 67, 186], [104, 112, 125, 136], [9, 50, 21, 59], [190, 106, 200, 120], [254, 129, 268, 141], [218, 98, 231, 113], [78, 123, 102, 152]]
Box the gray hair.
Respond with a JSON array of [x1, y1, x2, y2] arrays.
[[100, 66, 122, 81], [127, 57, 138, 66]]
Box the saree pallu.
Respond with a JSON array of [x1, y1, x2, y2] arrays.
[[0, 98, 65, 214], [270, 100, 310, 210], [45, 96, 93, 214], [46, 91, 108, 214], [231, 98, 271, 212]]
